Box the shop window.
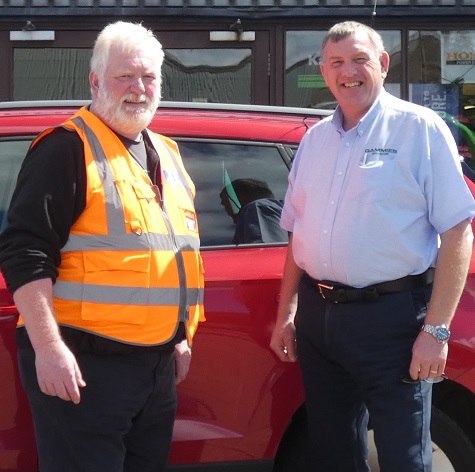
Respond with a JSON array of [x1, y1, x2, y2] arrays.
[[284, 30, 401, 109], [13, 48, 91, 100], [12, 47, 252, 105], [408, 30, 475, 167], [162, 49, 251, 104]]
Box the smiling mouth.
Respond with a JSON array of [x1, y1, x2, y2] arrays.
[[123, 94, 148, 105], [343, 81, 362, 88]]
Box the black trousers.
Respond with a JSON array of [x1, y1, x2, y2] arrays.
[[296, 274, 433, 472], [18, 337, 177, 472]]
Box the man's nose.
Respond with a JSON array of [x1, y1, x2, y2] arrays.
[[131, 77, 146, 93], [341, 61, 357, 76]]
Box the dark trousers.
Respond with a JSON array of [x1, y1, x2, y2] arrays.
[[18, 341, 177, 472], [296, 275, 433, 472]]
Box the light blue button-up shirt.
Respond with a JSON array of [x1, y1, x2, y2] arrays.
[[281, 89, 475, 287]]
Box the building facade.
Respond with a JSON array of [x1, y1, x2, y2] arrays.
[[1, 1, 474, 153]]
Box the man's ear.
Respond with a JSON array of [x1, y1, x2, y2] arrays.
[[380, 51, 390, 79], [89, 71, 99, 95]]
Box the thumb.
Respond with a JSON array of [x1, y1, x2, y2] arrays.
[[75, 363, 87, 388]]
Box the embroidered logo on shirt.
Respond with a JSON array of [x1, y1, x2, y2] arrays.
[[361, 148, 397, 166], [364, 148, 397, 156]]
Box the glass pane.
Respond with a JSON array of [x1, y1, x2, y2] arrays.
[[177, 140, 289, 247], [408, 30, 475, 167], [162, 49, 251, 104], [13, 48, 91, 100], [285, 31, 330, 109], [0, 140, 31, 232], [285, 30, 401, 109]]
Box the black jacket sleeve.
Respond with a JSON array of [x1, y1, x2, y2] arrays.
[[0, 128, 86, 294], [233, 198, 288, 244]]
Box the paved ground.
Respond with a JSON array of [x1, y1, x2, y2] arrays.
[[367, 431, 454, 471]]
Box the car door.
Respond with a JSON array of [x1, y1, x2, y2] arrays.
[[167, 137, 304, 466]]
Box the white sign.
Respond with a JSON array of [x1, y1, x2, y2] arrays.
[[441, 31, 475, 84]]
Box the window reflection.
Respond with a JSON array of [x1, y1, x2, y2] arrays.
[[219, 178, 288, 245], [177, 140, 289, 247], [285, 31, 332, 109], [0, 141, 31, 232], [13, 48, 91, 100], [162, 49, 251, 104]]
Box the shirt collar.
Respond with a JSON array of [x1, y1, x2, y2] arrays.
[[331, 88, 386, 136]]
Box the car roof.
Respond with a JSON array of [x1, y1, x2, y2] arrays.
[[0, 100, 333, 143]]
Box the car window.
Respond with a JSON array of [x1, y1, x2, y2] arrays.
[[0, 140, 30, 232], [176, 139, 290, 248], [0, 138, 291, 248]]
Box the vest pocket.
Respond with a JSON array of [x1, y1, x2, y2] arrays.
[[80, 252, 150, 325], [125, 179, 164, 233], [129, 179, 157, 200]]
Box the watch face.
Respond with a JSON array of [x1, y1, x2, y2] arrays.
[[435, 326, 450, 341]]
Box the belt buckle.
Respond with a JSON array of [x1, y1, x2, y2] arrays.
[[317, 282, 334, 300]]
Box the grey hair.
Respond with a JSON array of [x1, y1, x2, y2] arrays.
[[90, 21, 164, 81], [321, 21, 385, 58]]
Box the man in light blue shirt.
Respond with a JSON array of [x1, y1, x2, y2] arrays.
[[270, 21, 475, 472]]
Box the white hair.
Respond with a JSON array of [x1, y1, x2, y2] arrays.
[[90, 21, 164, 81]]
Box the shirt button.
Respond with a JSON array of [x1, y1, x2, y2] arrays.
[[323, 230, 328, 235], [323, 263, 328, 268], [345, 142, 350, 147], [330, 200, 335, 205], [338, 171, 343, 176]]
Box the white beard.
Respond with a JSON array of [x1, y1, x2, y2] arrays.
[[94, 87, 159, 138]]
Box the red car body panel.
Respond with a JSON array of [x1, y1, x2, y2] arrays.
[[168, 246, 303, 465], [0, 104, 319, 143], [0, 278, 37, 471], [1, 102, 475, 471]]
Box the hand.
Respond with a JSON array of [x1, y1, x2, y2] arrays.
[[270, 320, 298, 362], [34, 339, 86, 404], [174, 339, 192, 385], [409, 331, 448, 380]]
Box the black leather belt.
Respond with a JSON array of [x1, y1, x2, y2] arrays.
[[307, 268, 434, 304]]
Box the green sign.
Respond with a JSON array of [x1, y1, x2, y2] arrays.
[[297, 74, 326, 89]]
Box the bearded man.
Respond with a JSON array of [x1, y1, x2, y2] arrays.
[[0, 21, 204, 472]]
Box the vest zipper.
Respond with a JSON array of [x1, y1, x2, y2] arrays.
[[151, 183, 189, 323], [135, 152, 190, 325]]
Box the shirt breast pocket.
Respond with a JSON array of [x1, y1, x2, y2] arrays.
[[348, 157, 395, 204]]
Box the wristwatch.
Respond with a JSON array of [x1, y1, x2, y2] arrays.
[[422, 324, 451, 343]]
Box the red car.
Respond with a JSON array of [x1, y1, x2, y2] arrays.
[[1, 101, 475, 472]]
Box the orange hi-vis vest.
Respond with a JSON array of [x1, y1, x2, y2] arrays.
[[26, 107, 205, 346]]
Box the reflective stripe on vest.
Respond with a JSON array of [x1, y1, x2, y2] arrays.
[[54, 281, 203, 306]]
